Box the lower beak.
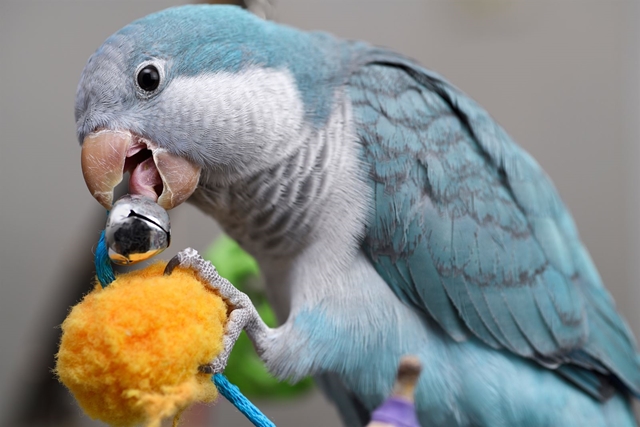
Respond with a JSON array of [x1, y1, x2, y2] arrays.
[[80, 130, 201, 210]]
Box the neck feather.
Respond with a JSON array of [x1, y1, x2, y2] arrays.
[[189, 97, 370, 263]]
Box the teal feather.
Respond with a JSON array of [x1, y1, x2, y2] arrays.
[[349, 53, 640, 403], [89, 5, 355, 132]]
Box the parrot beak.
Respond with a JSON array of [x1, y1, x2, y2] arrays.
[[81, 130, 201, 210]]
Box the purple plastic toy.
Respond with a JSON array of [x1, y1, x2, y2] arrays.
[[367, 356, 422, 427]]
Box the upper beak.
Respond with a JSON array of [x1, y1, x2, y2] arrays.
[[80, 129, 201, 210]]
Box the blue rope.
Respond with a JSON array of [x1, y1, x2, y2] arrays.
[[92, 228, 275, 426], [95, 230, 115, 288], [214, 373, 275, 427]]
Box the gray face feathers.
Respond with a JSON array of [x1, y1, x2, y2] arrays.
[[76, 5, 354, 175], [76, 5, 358, 212]]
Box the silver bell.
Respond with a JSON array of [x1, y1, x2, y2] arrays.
[[105, 195, 171, 265]]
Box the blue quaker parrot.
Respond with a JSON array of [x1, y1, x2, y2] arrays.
[[75, 5, 640, 426]]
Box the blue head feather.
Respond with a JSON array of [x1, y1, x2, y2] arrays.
[[76, 4, 357, 144]]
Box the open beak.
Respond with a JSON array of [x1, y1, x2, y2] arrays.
[[80, 130, 201, 210]]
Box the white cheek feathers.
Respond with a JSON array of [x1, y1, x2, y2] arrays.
[[159, 68, 307, 175]]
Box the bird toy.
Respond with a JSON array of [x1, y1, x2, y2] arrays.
[[55, 195, 275, 427]]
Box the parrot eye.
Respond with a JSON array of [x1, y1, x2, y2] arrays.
[[136, 65, 160, 92]]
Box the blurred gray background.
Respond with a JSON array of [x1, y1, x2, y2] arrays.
[[1, 0, 639, 426]]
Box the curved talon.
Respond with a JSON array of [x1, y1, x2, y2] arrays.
[[164, 247, 270, 376], [198, 364, 215, 374], [163, 255, 182, 276]]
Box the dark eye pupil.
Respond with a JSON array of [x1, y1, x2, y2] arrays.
[[137, 65, 160, 91]]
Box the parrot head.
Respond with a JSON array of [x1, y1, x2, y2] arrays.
[[76, 4, 346, 210]]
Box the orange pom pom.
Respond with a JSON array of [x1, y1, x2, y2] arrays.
[[56, 262, 228, 427]]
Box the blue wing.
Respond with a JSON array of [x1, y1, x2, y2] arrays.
[[348, 50, 640, 400]]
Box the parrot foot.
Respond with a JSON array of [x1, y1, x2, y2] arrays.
[[165, 247, 270, 374]]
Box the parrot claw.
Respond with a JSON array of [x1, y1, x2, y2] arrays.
[[198, 364, 215, 374], [167, 248, 267, 374], [163, 255, 181, 276]]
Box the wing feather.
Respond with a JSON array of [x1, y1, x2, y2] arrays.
[[348, 51, 640, 399]]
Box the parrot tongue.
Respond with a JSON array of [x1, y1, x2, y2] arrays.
[[129, 156, 163, 202]]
